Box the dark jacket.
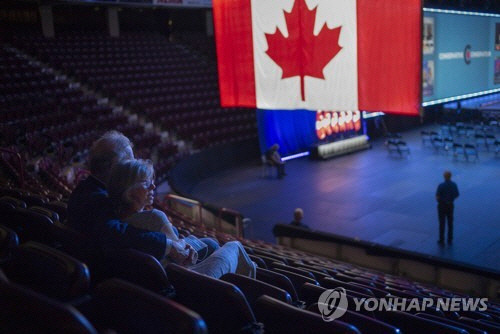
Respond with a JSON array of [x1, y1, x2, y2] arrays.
[[67, 175, 167, 259], [436, 180, 459, 205]]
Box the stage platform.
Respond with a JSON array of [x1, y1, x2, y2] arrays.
[[188, 126, 500, 273]]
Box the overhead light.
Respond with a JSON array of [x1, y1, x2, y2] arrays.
[[423, 7, 500, 17], [422, 89, 500, 107]]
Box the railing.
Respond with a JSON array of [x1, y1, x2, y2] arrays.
[[160, 193, 246, 238], [273, 224, 500, 300], [162, 193, 203, 227], [217, 207, 244, 238]]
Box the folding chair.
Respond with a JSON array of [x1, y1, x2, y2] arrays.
[[396, 140, 411, 157], [386, 140, 400, 157], [464, 143, 479, 162], [452, 143, 466, 161]]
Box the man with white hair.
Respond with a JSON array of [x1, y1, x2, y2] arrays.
[[290, 208, 309, 229], [67, 131, 191, 262]]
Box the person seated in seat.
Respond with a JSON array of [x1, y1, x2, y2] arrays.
[[67, 131, 218, 262], [107, 158, 256, 279], [290, 208, 309, 229], [265, 143, 286, 179]]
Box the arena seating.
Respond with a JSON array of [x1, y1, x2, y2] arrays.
[[2, 25, 500, 333], [10, 32, 257, 150], [1, 185, 500, 332]]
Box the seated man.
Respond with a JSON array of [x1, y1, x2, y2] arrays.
[[290, 208, 309, 229], [67, 131, 217, 262], [265, 143, 286, 179]]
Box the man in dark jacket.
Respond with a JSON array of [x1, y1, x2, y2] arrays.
[[436, 170, 459, 245], [68, 131, 192, 262]]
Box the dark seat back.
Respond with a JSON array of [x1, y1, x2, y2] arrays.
[[271, 268, 319, 298], [82, 278, 208, 334], [3, 241, 90, 301], [0, 223, 19, 262], [377, 310, 469, 334], [221, 272, 293, 308], [166, 263, 260, 333], [0, 280, 97, 334], [256, 267, 299, 302], [98, 248, 172, 295], [0, 195, 27, 209], [0, 207, 54, 244], [254, 295, 361, 334]]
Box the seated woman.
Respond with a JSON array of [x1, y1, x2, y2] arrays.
[[107, 159, 256, 279]]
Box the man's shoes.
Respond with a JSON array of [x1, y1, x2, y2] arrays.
[[447, 239, 453, 245], [437, 239, 445, 245]]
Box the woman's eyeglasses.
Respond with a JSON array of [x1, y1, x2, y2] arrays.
[[137, 180, 155, 189]]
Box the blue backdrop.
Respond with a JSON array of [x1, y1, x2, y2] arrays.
[[257, 109, 317, 156]]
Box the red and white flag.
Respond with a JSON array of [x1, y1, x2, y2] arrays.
[[213, 0, 421, 115]]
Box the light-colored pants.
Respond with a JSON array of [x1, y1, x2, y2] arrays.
[[189, 241, 256, 279]]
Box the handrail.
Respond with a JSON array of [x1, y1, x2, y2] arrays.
[[162, 193, 203, 227], [217, 207, 244, 238], [0, 148, 25, 187]]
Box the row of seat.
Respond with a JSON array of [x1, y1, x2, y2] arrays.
[[10, 31, 258, 150], [2, 180, 500, 333]]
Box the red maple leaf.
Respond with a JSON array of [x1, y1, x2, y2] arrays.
[[265, 0, 342, 101]]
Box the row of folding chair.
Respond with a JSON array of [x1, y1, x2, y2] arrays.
[[386, 139, 411, 158]]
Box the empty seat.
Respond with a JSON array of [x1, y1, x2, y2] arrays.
[[96, 248, 173, 295], [416, 313, 487, 334], [0, 207, 54, 244], [0, 223, 19, 262], [376, 310, 469, 334], [80, 278, 208, 334], [2, 241, 90, 301], [254, 295, 361, 334], [221, 272, 293, 309], [0, 280, 97, 334], [166, 263, 263, 333], [0, 195, 27, 209], [271, 268, 320, 298], [256, 267, 300, 304]]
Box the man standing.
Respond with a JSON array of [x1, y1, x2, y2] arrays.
[[436, 171, 459, 245]]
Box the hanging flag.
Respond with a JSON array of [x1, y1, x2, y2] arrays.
[[213, 0, 421, 115]]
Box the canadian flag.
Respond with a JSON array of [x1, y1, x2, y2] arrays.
[[213, 0, 421, 115]]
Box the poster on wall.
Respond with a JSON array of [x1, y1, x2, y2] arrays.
[[496, 23, 500, 50], [495, 57, 500, 84], [423, 17, 434, 54], [423, 60, 434, 96]]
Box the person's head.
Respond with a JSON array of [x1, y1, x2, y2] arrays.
[[88, 131, 134, 181], [108, 159, 156, 214], [294, 208, 303, 222], [443, 170, 452, 181], [271, 143, 280, 151]]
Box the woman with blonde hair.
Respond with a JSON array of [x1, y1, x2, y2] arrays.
[[107, 159, 256, 278]]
